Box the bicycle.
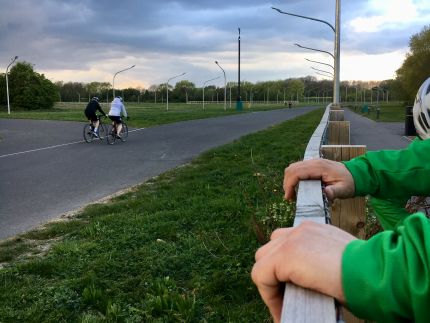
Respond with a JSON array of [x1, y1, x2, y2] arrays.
[[83, 115, 107, 143], [107, 118, 129, 145]]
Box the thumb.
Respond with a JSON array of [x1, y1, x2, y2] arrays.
[[324, 183, 354, 201]]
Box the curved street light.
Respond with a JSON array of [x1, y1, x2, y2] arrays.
[[166, 72, 186, 111], [215, 61, 227, 110], [5, 55, 18, 115], [295, 43, 334, 59], [315, 71, 333, 80], [311, 66, 334, 77], [112, 65, 135, 98], [305, 58, 334, 70], [273, 1, 340, 105], [202, 76, 221, 109]]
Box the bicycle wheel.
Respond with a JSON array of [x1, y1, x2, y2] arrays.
[[120, 122, 128, 141], [83, 124, 94, 143], [106, 124, 116, 145], [98, 124, 107, 141]]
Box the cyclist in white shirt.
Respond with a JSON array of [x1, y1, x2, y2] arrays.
[[108, 96, 128, 138]]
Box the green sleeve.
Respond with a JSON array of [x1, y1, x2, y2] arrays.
[[343, 138, 430, 200], [342, 212, 430, 322], [370, 197, 410, 230]]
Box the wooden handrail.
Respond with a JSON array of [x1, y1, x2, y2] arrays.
[[280, 104, 337, 323]]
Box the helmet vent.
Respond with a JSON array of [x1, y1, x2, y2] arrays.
[[419, 112, 430, 130]]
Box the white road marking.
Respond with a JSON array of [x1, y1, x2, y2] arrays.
[[0, 127, 146, 159]]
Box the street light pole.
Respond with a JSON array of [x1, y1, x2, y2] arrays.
[[112, 65, 135, 98], [202, 76, 221, 109], [273, 2, 341, 105], [5, 55, 18, 115], [237, 27, 243, 110], [215, 61, 227, 111], [166, 72, 186, 111]]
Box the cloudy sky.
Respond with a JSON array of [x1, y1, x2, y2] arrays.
[[1, 0, 429, 89]]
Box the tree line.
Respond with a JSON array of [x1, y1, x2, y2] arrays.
[[1, 25, 429, 110]]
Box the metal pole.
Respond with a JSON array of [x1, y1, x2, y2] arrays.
[[334, 0, 341, 105], [237, 28, 242, 110], [166, 72, 186, 111], [229, 86, 232, 108], [273, 5, 340, 105], [202, 76, 221, 110], [5, 56, 18, 115], [112, 65, 135, 98], [215, 61, 227, 110]]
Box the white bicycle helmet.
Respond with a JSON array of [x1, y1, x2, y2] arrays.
[[91, 96, 100, 102], [413, 76, 430, 140]]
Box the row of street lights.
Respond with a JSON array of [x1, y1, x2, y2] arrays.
[[272, 0, 341, 105]]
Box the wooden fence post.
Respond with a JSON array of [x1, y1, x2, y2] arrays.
[[327, 121, 350, 145], [320, 144, 367, 323], [329, 109, 344, 121]]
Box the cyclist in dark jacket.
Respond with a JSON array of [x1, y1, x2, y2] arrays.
[[84, 97, 107, 137]]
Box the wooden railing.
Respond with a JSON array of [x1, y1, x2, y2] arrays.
[[280, 104, 367, 323]]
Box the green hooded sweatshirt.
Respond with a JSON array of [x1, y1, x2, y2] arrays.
[[341, 138, 430, 322]]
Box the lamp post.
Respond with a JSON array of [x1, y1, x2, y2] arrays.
[[237, 27, 243, 111], [112, 65, 135, 98], [166, 72, 186, 111], [215, 61, 227, 110], [273, 1, 341, 105], [202, 76, 221, 109], [5, 55, 18, 115]]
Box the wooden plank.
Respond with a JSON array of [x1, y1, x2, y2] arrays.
[[328, 121, 350, 145], [281, 104, 337, 323], [281, 284, 336, 323], [320, 145, 367, 323], [339, 122, 350, 145], [329, 110, 344, 121]]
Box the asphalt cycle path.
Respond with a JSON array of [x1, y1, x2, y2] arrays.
[[0, 107, 319, 240], [345, 109, 411, 150]]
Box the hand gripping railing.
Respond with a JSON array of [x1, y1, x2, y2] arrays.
[[280, 104, 339, 323]]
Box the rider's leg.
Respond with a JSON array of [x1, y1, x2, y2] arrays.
[[93, 119, 100, 133], [116, 123, 123, 136]]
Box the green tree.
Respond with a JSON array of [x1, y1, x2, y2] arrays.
[[286, 79, 305, 101], [396, 25, 430, 101], [174, 80, 196, 102], [8, 61, 58, 110]]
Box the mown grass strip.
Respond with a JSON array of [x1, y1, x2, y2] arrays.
[[0, 108, 323, 322], [346, 101, 406, 122], [0, 102, 323, 128]]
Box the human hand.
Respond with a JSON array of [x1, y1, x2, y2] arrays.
[[283, 159, 355, 201], [251, 222, 356, 323]]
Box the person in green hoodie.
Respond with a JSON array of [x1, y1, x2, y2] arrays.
[[252, 76, 430, 323]]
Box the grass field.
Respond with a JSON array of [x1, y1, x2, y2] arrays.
[[0, 102, 324, 128], [0, 108, 324, 322], [345, 101, 407, 122]]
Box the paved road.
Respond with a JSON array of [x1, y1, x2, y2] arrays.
[[0, 107, 318, 240], [345, 109, 411, 150]]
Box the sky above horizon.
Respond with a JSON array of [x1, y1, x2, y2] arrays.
[[1, 0, 429, 89]]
